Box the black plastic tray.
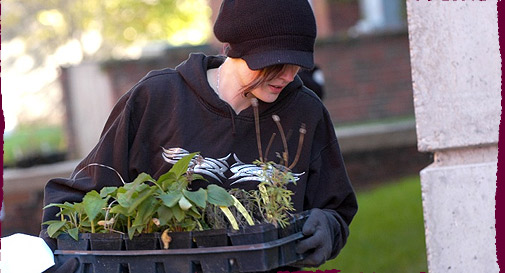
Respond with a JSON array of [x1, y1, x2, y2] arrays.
[[55, 232, 305, 273]]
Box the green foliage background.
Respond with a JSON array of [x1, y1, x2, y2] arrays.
[[2, 0, 212, 66], [3, 126, 66, 167], [317, 176, 428, 273]]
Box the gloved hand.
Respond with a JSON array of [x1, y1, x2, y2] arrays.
[[295, 208, 340, 267]]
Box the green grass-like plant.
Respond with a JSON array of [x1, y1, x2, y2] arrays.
[[316, 175, 428, 273]]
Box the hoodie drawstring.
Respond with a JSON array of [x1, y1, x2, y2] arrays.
[[228, 107, 237, 135]]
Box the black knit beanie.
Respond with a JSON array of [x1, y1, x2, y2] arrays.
[[213, 0, 317, 70]]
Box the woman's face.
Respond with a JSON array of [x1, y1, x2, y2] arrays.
[[238, 62, 301, 103], [253, 65, 300, 103]]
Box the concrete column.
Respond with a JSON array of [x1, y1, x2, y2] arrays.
[[64, 63, 115, 158], [406, 1, 500, 272]]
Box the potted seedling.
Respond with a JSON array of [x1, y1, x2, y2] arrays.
[[42, 201, 90, 250], [45, 99, 309, 272], [152, 152, 246, 249], [44, 153, 243, 250], [224, 99, 309, 268], [43, 187, 116, 250]]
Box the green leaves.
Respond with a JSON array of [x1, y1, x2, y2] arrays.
[[183, 188, 207, 209], [3, 0, 211, 79], [157, 171, 177, 191], [67, 227, 79, 241], [169, 152, 198, 180], [100, 187, 118, 198], [152, 153, 237, 232], [128, 187, 156, 214], [159, 192, 183, 208], [251, 161, 296, 228], [42, 152, 271, 240], [46, 221, 67, 238], [82, 190, 107, 224], [207, 184, 234, 207], [178, 195, 193, 211], [129, 195, 159, 239]]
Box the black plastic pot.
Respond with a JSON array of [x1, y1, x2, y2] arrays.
[[160, 231, 194, 249], [54, 213, 310, 272], [293, 211, 310, 233], [57, 233, 90, 250], [124, 233, 160, 250], [285, 211, 311, 265], [278, 224, 298, 265], [278, 214, 310, 266], [228, 223, 278, 246], [55, 232, 304, 273], [89, 233, 124, 250], [193, 229, 230, 248]]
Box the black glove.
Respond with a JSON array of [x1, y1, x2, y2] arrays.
[[295, 208, 341, 267]]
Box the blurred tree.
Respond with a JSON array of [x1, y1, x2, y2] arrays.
[[2, 0, 212, 68]]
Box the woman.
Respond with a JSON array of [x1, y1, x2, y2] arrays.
[[42, 0, 357, 272]]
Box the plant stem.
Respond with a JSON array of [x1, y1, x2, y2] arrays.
[[272, 115, 289, 167], [288, 123, 306, 170], [73, 212, 78, 229], [153, 181, 164, 192], [264, 133, 276, 162], [251, 98, 264, 162], [147, 220, 152, 233]]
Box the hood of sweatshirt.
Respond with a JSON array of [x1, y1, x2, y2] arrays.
[[175, 53, 305, 121]]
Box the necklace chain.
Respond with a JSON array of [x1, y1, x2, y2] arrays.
[[216, 64, 222, 95]]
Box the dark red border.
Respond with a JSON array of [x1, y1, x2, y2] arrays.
[[1, 0, 4, 240], [0, 2, 503, 271], [497, 1, 504, 272]]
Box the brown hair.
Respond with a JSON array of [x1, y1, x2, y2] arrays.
[[240, 64, 290, 96]]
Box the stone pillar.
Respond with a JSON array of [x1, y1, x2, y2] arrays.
[[406, 1, 500, 272], [62, 63, 115, 159]]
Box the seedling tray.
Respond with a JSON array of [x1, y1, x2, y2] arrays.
[[55, 232, 305, 273]]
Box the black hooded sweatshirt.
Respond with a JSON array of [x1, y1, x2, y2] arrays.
[[41, 53, 357, 261]]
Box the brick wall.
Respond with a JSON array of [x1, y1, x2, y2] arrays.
[[2, 191, 44, 236], [327, 0, 361, 34], [315, 32, 414, 124], [100, 0, 414, 125], [100, 32, 414, 126], [103, 45, 219, 102]]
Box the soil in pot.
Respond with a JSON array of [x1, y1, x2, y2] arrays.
[[228, 223, 278, 246], [193, 228, 230, 248], [89, 233, 124, 250], [124, 233, 160, 250], [57, 233, 90, 250]]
